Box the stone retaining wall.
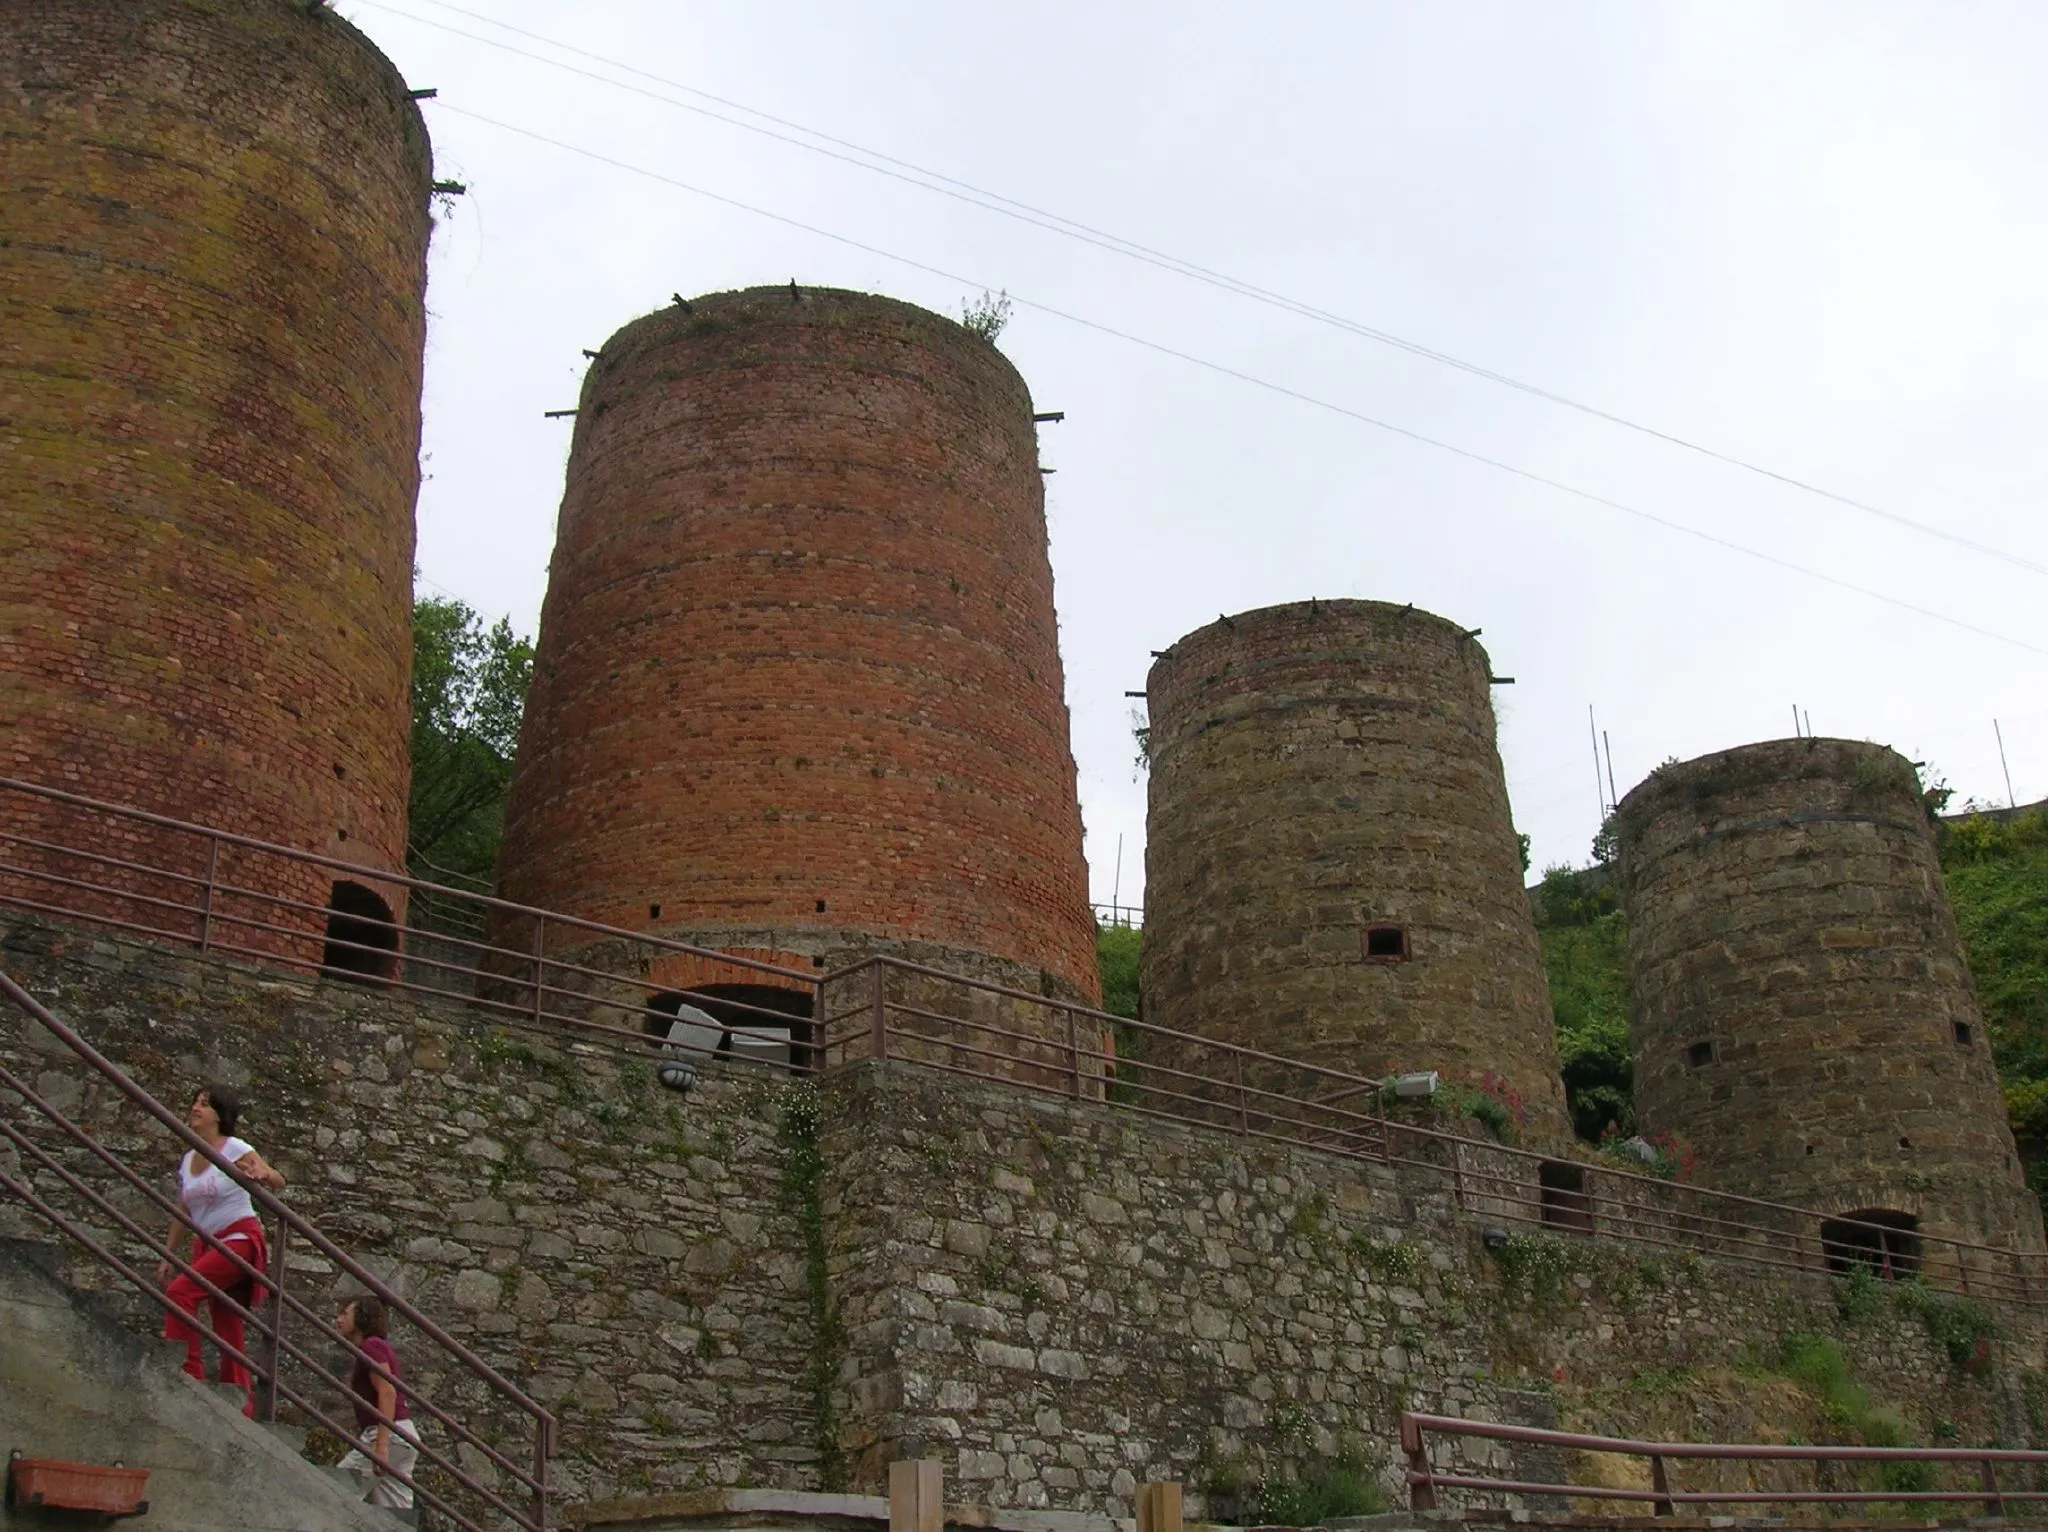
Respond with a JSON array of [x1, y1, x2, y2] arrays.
[[3, 915, 2044, 1516]]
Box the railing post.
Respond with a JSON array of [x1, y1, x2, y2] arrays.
[[1980, 1457, 2005, 1516], [1650, 1453, 1674, 1516], [890, 1458, 943, 1532], [1067, 1007, 1081, 1098], [252, 1217, 289, 1423], [535, 1413, 555, 1531], [868, 960, 888, 1061], [1400, 1416, 1436, 1512], [1137, 1481, 1182, 1532], [530, 914, 546, 1023], [197, 835, 221, 953], [1233, 1053, 1247, 1136]]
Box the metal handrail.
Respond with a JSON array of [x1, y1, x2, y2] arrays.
[[0, 967, 557, 1529], [1402, 1412, 2048, 1514], [833, 952, 2044, 1305], [3, 773, 2042, 1309]]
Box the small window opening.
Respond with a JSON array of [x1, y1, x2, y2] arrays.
[[1805, 1143, 1816, 1156], [1686, 1040, 1716, 1069], [1954, 1021, 1974, 1048], [1899, 1137, 1912, 1150], [649, 902, 662, 920], [642, 983, 818, 1075], [1820, 1209, 1921, 1279], [1362, 925, 1409, 962], [815, 899, 827, 913], [1538, 1161, 1593, 1235], [332, 763, 346, 780], [336, 827, 349, 842], [812, 955, 825, 968], [321, 881, 398, 984]]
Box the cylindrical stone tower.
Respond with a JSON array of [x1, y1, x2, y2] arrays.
[[1617, 738, 2042, 1256], [496, 287, 1098, 1036], [1141, 600, 1569, 1140], [0, 0, 432, 972]]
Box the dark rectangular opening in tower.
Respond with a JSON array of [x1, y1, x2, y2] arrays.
[[1954, 1020, 1973, 1048], [1538, 1161, 1593, 1235], [1362, 924, 1409, 961], [1686, 1040, 1716, 1068]]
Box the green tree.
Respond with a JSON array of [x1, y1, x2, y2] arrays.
[[408, 595, 534, 890], [1533, 863, 1633, 1142], [1096, 924, 1140, 1021]]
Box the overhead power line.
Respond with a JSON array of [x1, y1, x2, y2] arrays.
[[362, 0, 2048, 581], [428, 102, 2048, 662]]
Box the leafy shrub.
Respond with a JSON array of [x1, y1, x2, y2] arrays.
[[1251, 1455, 1387, 1525]]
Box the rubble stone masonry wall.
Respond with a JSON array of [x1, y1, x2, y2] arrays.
[[1617, 738, 2042, 1253], [3, 917, 2043, 1513], [1142, 601, 1567, 1141]]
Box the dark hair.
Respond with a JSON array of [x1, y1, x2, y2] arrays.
[[200, 1082, 242, 1137], [348, 1295, 391, 1340]]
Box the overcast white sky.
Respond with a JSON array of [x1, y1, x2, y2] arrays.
[[346, 0, 2048, 911]]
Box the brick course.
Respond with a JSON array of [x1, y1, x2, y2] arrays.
[[496, 288, 1097, 1007], [1141, 601, 1568, 1141], [1616, 737, 2043, 1252], [0, 0, 432, 954]]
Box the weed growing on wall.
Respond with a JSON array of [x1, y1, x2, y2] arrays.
[[1775, 1335, 1936, 1497], [1892, 1280, 1998, 1371], [1250, 1454, 1387, 1526], [1352, 1233, 1426, 1284], [777, 1082, 845, 1488]]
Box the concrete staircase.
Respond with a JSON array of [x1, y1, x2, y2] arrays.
[[0, 1234, 412, 1532]]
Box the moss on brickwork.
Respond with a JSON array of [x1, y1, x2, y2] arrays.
[[495, 286, 1098, 1011], [0, 0, 433, 955]]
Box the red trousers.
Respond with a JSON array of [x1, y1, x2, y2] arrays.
[[163, 1218, 267, 1388]]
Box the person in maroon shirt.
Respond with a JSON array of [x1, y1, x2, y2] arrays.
[[334, 1296, 420, 1509]]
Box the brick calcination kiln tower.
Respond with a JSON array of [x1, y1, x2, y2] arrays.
[[1140, 600, 1569, 1140], [496, 287, 1099, 1043], [1617, 738, 2043, 1262], [0, 0, 433, 971]]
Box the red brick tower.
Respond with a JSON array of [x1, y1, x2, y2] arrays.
[[496, 288, 1098, 1024], [0, 0, 432, 971]]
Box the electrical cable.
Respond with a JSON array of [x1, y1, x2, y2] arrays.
[[359, 0, 2048, 580], [429, 101, 2048, 661]]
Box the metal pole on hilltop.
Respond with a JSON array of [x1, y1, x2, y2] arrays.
[[1996, 720, 2017, 809], [1603, 730, 1619, 814], [1589, 706, 1607, 817], [1112, 834, 1123, 927]]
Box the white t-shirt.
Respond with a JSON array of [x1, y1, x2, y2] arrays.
[[180, 1137, 258, 1237]]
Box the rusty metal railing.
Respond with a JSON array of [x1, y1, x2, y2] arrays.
[[817, 953, 2046, 1308], [1402, 1412, 2048, 1514], [0, 968, 557, 1531], [2, 773, 2043, 1311], [0, 775, 826, 1075]]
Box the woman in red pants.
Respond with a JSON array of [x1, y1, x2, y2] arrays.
[[153, 1083, 286, 1412]]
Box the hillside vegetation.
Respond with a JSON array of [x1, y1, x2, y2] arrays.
[[1944, 811, 2048, 1200]]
